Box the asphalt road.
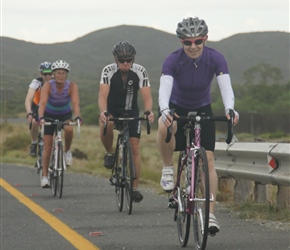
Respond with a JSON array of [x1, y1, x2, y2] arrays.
[[1, 164, 289, 250]]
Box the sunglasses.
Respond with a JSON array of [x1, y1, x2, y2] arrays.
[[42, 73, 52, 76], [117, 58, 133, 64], [181, 38, 205, 46]]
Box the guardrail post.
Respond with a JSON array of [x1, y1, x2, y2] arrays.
[[276, 186, 290, 209], [234, 179, 254, 203], [254, 183, 273, 204], [218, 177, 235, 201]]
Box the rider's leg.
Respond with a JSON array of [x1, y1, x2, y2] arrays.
[[156, 117, 177, 166], [42, 135, 53, 177], [129, 137, 141, 189], [99, 120, 114, 153], [31, 119, 39, 143], [64, 124, 73, 152], [206, 151, 218, 213], [157, 117, 177, 191]]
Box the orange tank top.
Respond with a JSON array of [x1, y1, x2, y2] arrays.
[[33, 88, 41, 105]]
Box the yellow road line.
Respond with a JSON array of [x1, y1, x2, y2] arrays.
[[0, 178, 100, 250]]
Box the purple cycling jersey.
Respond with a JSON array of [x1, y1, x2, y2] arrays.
[[45, 79, 71, 115], [162, 46, 229, 109]]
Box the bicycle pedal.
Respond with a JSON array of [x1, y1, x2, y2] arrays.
[[167, 197, 177, 209], [208, 227, 219, 236], [109, 175, 116, 183], [173, 214, 177, 221], [168, 201, 177, 209], [109, 179, 116, 186]]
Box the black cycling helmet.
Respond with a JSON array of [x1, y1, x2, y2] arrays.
[[112, 41, 136, 59], [176, 17, 208, 39], [38, 61, 52, 73]]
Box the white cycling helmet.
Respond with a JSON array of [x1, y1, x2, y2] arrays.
[[176, 17, 208, 39], [51, 60, 70, 72]]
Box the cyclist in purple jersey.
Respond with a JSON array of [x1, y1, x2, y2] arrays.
[[38, 60, 81, 188], [99, 41, 154, 202], [157, 17, 239, 234]]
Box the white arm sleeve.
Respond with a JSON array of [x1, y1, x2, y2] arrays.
[[217, 74, 235, 114], [159, 75, 173, 111]]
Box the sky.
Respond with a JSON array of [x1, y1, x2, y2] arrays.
[[1, 0, 289, 44]]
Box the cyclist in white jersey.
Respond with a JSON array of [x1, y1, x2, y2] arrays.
[[25, 62, 52, 157], [157, 17, 239, 234], [99, 41, 154, 202]]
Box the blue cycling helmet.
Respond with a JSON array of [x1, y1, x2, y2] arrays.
[[38, 61, 52, 73]]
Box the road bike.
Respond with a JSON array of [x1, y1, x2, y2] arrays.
[[28, 114, 43, 175], [41, 118, 80, 198], [103, 112, 150, 215], [166, 109, 234, 249]]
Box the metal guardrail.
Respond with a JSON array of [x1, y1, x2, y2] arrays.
[[214, 142, 290, 186]]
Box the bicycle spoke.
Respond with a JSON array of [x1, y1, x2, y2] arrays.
[[176, 151, 190, 247], [192, 147, 209, 250], [50, 150, 57, 197], [56, 142, 64, 198], [114, 143, 124, 212], [124, 143, 133, 215]]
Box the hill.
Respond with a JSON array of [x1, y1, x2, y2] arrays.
[[1, 25, 289, 114]]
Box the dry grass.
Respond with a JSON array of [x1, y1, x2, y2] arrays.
[[0, 122, 166, 193], [2, 122, 290, 221]]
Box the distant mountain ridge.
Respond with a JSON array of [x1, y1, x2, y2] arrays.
[[1, 25, 289, 110]]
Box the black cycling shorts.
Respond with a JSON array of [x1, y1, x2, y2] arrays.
[[108, 107, 141, 139], [161, 103, 216, 152], [43, 111, 72, 136]]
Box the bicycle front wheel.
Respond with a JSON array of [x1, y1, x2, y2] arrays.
[[176, 151, 190, 247], [50, 150, 57, 197], [124, 143, 134, 215], [114, 142, 124, 212], [56, 142, 64, 199], [192, 147, 209, 250]]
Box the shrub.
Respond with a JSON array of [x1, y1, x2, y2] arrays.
[[3, 134, 30, 154]]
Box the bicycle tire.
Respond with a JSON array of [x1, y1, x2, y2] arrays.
[[50, 148, 57, 197], [56, 142, 64, 198], [124, 142, 134, 215], [36, 132, 43, 175], [115, 140, 124, 212], [176, 151, 190, 247], [192, 147, 209, 250]]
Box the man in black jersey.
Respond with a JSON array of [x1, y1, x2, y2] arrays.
[[98, 41, 154, 202]]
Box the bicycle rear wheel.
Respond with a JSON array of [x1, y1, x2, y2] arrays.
[[114, 142, 124, 212], [124, 143, 134, 215], [192, 147, 209, 250], [176, 151, 190, 247], [56, 142, 64, 198]]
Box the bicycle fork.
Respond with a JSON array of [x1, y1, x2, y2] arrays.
[[50, 132, 67, 173]]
